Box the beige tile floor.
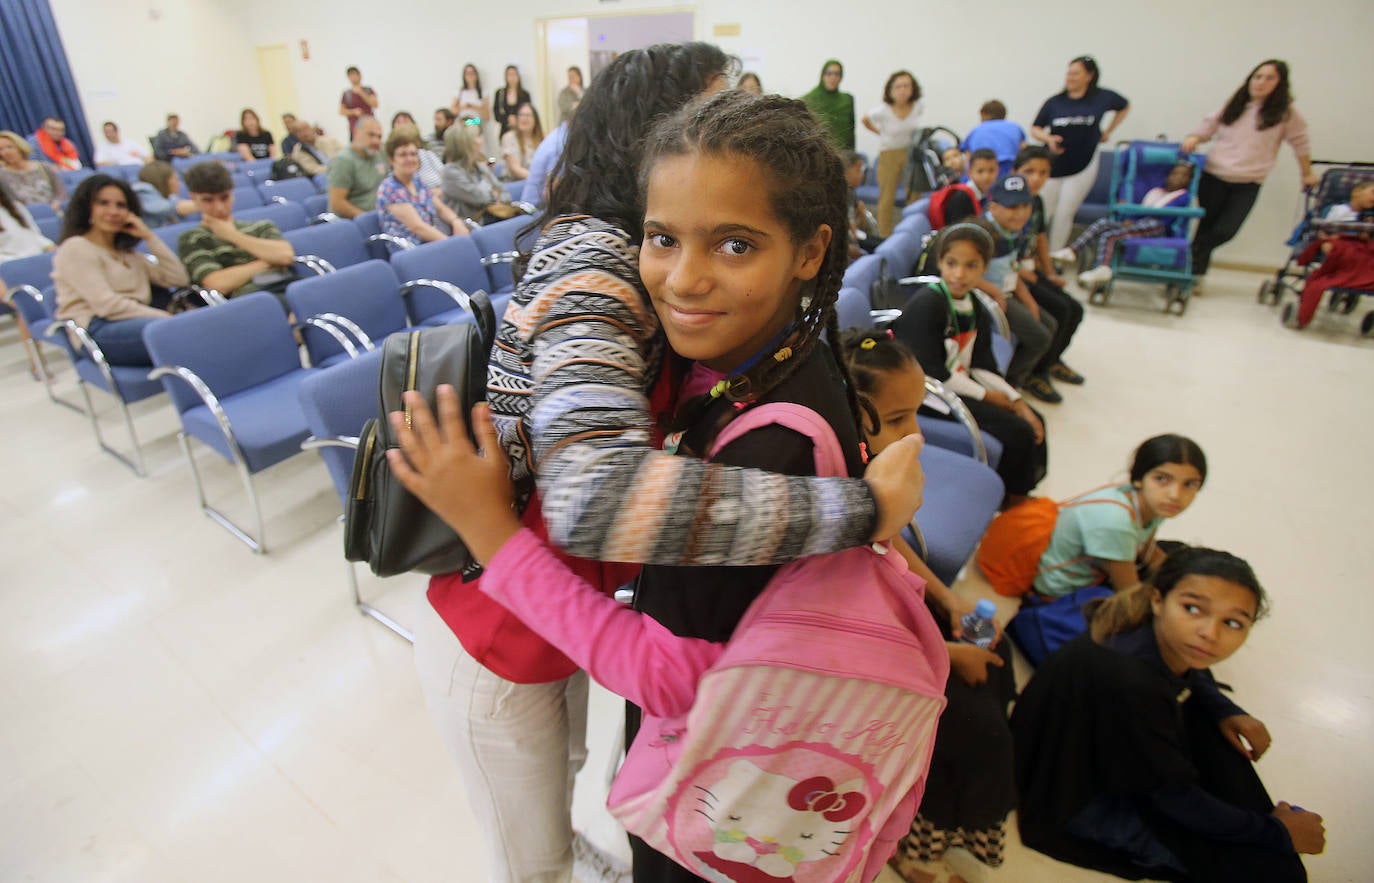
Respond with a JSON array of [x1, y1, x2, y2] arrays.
[[1, 270, 1369, 882]]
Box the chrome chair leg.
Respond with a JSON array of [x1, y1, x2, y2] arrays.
[[179, 431, 266, 553], [28, 338, 83, 414], [346, 558, 414, 643], [79, 378, 147, 477]]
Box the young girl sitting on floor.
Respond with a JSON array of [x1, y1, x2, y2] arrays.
[[1012, 547, 1325, 882], [389, 90, 942, 883], [1051, 159, 1194, 287], [890, 221, 1048, 505], [843, 328, 1018, 883]]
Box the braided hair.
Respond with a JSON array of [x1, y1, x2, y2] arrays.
[[840, 327, 919, 437], [639, 90, 864, 449]]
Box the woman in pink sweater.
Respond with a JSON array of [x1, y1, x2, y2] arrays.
[[1180, 60, 1317, 278]]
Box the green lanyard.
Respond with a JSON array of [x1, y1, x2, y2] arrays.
[[933, 280, 964, 373]]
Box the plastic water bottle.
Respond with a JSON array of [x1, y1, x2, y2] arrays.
[[960, 599, 998, 649]]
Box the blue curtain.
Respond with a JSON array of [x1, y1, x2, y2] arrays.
[[0, 0, 94, 167]]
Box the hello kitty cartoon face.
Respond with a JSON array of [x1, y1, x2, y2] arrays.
[[691, 759, 866, 881]]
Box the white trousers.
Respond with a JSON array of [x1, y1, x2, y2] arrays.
[[1040, 148, 1102, 252], [414, 597, 589, 883]]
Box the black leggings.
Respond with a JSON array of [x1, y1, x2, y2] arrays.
[[1191, 171, 1262, 276], [1027, 274, 1085, 374], [926, 397, 1047, 496]]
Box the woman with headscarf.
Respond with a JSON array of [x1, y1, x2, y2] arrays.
[[803, 59, 855, 150]]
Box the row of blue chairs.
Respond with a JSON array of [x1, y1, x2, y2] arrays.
[[838, 197, 1007, 585]]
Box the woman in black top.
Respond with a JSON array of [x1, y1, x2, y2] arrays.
[[234, 108, 277, 161], [491, 65, 531, 138], [1030, 56, 1129, 250], [1011, 547, 1325, 882]]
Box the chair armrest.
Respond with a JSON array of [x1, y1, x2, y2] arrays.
[[870, 308, 903, 325], [46, 318, 126, 391], [366, 233, 414, 251], [1112, 204, 1204, 220], [399, 279, 495, 339], [309, 212, 340, 225], [148, 363, 249, 463], [972, 289, 1012, 340], [923, 376, 988, 466], [302, 435, 360, 452], [511, 201, 537, 215], [479, 250, 521, 266], [898, 274, 940, 287], [3, 282, 45, 307], [301, 315, 363, 359], [313, 312, 375, 351], [292, 254, 337, 276], [269, 195, 289, 206]]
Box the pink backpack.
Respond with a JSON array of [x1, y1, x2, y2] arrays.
[[609, 403, 950, 883]]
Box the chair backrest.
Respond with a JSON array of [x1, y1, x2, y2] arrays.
[[835, 286, 873, 331], [229, 171, 253, 190], [236, 201, 309, 232], [37, 215, 61, 241], [303, 193, 329, 218], [232, 185, 265, 209], [842, 252, 884, 294], [284, 221, 371, 271], [25, 202, 57, 221], [151, 219, 202, 255], [312, 173, 328, 192], [58, 169, 94, 190], [298, 346, 384, 501], [391, 235, 489, 296], [240, 158, 276, 177], [286, 260, 406, 364], [875, 231, 922, 279], [468, 215, 533, 291], [259, 177, 317, 204], [352, 210, 390, 260], [144, 291, 305, 414], [0, 251, 57, 293], [106, 164, 143, 183]]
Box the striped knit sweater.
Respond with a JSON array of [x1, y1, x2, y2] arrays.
[[488, 215, 877, 566]]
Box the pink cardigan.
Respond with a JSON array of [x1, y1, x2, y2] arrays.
[[1190, 101, 1310, 184]]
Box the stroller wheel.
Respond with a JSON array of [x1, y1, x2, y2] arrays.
[[1258, 279, 1276, 304], [1362, 311, 1374, 337], [1281, 302, 1300, 328], [1341, 292, 1360, 315], [1088, 288, 1106, 306]]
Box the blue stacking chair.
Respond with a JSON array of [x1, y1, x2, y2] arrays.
[[145, 292, 317, 552], [353, 210, 411, 259], [25, 202, 58, 221], [836, 286, 875, 332], [907, 443, 1004, 585], [297, 348, 414, 642], [902, 196, 931, 220], [389, 236, 499, 326], [469, 215, 535, 294], [1, 252, 70, 404], [236, 201, 309, 232], [37, 215, 61, 241], [918, 376, 1003, 470], [151, 218, 201, 254], [875, 231, 923, 279], [258, 177, 317, 205], [302, 193, 330, 221], [284, 221, 372, 275], [1088, 141, 1207, 315], [231, 185, 265, 209], [41, 298, 168, 475], [105, 164, 143, 183], [312, 173, 328, 192], [842, 252, 884, 295], [228, 171, 254, 190], [285, 260, 408, 367], [239, 158, 276, 179], [893, 208, 932, 242], [58, 169, 94, 191]]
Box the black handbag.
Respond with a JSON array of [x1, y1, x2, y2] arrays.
[[344, 294, 496, 578]]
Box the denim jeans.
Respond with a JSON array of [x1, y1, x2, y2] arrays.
[[85, 315, 164, 367]]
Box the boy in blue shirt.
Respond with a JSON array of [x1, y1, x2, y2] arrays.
[[963, 101, 1026, 178]]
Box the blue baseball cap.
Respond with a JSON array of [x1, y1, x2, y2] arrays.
[[988, 174, 1033, 207]]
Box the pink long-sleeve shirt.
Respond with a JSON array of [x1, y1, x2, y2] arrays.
[[1190, 101, 1310, 184]]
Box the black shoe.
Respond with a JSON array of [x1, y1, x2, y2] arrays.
[[1049, 362, 1085, 385], [1023, 375, 1062, 403]]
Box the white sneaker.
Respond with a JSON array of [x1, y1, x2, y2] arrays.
[[1078, 265, 1114, 287], [1050, 247, 1076, 267]]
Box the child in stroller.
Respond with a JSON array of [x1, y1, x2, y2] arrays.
[[1284, 176, 1374, 329], [1052, 160, 1195, 288]]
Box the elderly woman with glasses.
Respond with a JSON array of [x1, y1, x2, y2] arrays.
[[376, 128, 466, 246]]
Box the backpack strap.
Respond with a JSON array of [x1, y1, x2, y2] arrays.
[[707, 403, 848, 479]]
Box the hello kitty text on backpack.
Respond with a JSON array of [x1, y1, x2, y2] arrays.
[[607, 403, 951, 883]]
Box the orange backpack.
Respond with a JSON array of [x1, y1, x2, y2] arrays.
[[977, 487, 1145, 597]]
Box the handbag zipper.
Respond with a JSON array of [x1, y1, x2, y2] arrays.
[[403, 330, 420, 428]]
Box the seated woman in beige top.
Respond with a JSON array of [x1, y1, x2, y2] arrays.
[[52, 174, 189, 367], [498, 103, 543, 181]]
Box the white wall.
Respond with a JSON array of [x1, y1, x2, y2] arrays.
[[52, 0, 1374, 266], [50, 0, 265, 154]]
